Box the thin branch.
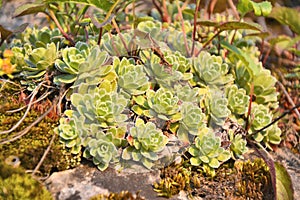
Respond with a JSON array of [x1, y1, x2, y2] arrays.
[[57, 86, 69, 116], [176, 0, 190, 57], [0, 82, 44, 135], [0, 97, 58, 145], [112, 18, 129, 54], [48, 10, 75, 46], [6, 90, 53, 113], [277, 81, 300, 120], [97, 27, 103, 46], [191, 0, 201, 57], [227, 0, 240, 20], [152, 0, 164, 20], [32, 131, 56, 177], [251, 103, 300, 136]]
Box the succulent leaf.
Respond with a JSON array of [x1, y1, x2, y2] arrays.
[[192, 51, 233, 86], [226, 85, 250, 115], [188, 129, 231, 169], [122, 119, 168, 169], [147, 88, 181, 120], [114, 57, 149, 95], [229, 131, 248, 159]]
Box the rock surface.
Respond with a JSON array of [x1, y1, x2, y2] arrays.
[[45, 163, 183, 200], [45, 147, 300, 200]]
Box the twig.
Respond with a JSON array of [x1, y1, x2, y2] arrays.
[[245, 83, 254, 132], [251, 103, 300, 136], [0, 82, 44, 135], [97, 27, 103, 46], [277, 80, 300, 120], [6, 90, 53, 113], [176, 0, 190, 57], [191, 0, 200, 57], [32, 131, 56, 177], [112, 18, 129, 55], [48, 10, 75, 46], [57, 87, 69, 116], [0, 78, 22, 89], [227, 0, 240, 20], [0, 97, 58, 145]]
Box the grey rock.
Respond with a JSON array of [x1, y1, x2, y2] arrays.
[[45, 163, 183, 200]]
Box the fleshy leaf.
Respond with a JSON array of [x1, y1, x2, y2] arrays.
[[13, 2, 47, 18], [269, 7, 300, 35], [275, 162, 294, 200]]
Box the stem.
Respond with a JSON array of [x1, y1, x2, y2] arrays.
[[227, 0, 240, 20], [48, 10, 75, 46], [191, 0, 201, 57], [152, 0, 163, 21], [105, 0, 121, 22], [176, 0, 190, 57], [245, 83, 254, 132], [0, 82, 44, 135], [32, 131, 56, 177], [112, 18, 129, 54], [251, 104, 300, 136], [97, 27, 103, 46]]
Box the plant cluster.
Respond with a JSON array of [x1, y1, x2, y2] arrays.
[[0, 0, 283, 175]]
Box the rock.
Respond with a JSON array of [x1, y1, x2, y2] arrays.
[[45, 163, 183, 200]]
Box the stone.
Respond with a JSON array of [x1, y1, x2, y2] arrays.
[[45, 162, 183, 200]]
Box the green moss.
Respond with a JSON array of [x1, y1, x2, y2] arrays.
[[233, 158, 273, 200], [153, 158, 273, 199], [0, 159, 53, 200], [0, 80, 81, 175], [153, 160, 192, 198]]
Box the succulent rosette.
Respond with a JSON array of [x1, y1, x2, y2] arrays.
[[54, 42, 90, 85], [226, 85, 250, 115], [192, 51, 233, 86], [56, 110, 82, 154], [122, 119, 169, 169], [84, 136, 118, 171], [113, 57, 149, 96], [188, 129, 231, 169], [147, 88, 181, 120]]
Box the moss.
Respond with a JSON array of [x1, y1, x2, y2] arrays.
[[0, 80, 81, 176], [0, 158, 53, 200], [153, 158, 273, 199], [89, 191, 145, 200], [233, 158, 273, 200], [153, 160, 192, 198]]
